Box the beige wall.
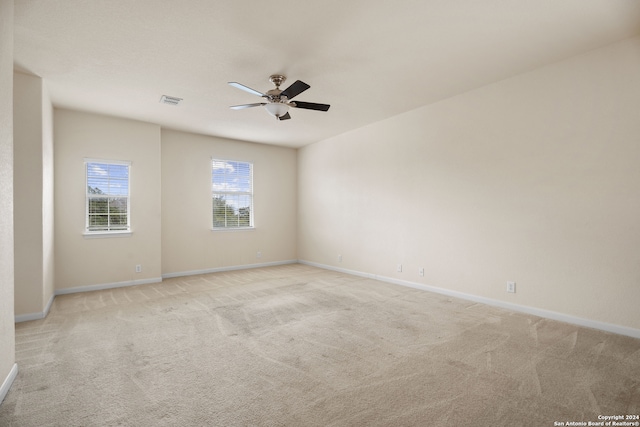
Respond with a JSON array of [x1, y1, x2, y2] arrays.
[[13, 72, 41, 314], [13, 72, 54, 317], [0, 0, 16, 399], [54, 109, 162, 291], [53, 114, 296, 290], [161, 129, 297, 275], [298, 36, 640, 331]]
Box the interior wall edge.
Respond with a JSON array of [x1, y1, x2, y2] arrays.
[[14, 293, 54, 323], [298, 260, 640, 340], [0, 363, 17, 406]]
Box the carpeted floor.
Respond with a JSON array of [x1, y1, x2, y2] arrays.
[[1, 264, 639, 426]]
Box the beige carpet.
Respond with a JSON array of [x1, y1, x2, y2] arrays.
[[1, 264, 639, 426]]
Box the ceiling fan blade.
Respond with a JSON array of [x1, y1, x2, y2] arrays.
[[291, 101, 330, 112], [230, 103, 267, 110], [228, 82, 267, 97], [277, 112, 292, 121], [280, 80, 310, 100]]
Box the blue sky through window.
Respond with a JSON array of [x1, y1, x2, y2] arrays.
[[212, 160, 251, 194], [87, 162, 129, 196]]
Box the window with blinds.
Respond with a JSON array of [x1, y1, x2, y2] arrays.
[[212, 159, 253, 229], [85, 159, 131, 233]]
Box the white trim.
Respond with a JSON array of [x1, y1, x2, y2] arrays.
[[162, 260, 298, 279], [0, 363, 18, 405], [83, 158, 131, 166], [83, 231, 133, 238], [298, 260, 640, 340], [15, 311, 45, 323], [15, 261, 294, 321], [210, 227, 255, 232], [44, 293, 55, 317], [14, 293, 56, 323], [55, 277, 162, 295]]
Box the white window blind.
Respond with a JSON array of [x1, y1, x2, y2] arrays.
[[85, 160, 131, 233], [212, 159, 253, 229]]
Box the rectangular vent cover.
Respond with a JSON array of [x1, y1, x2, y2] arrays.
[[160, 95, 183, 106]]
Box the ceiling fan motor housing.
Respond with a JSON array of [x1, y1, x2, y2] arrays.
[[266, 89, 284, 101], [267, 75, 287, 101]]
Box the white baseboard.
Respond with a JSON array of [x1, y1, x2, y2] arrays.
[[299, 260, 640, 340], [15, 261, 298, 322], [14, 293, 56, 323], [14, 311, 45, 323], [44, 292, 55, 317], [17, 278, 163, 322], [55, 277, 163, 295], [162, 259, 298, 279], [0, 363, 18, 405]]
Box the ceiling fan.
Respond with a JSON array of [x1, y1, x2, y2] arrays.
[[228, 75, 330, 121]]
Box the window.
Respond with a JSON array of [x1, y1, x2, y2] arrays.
[[85, 159, 131, 233], [212, 159, 253, 229]]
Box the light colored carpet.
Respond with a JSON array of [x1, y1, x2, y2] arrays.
[[1, 264, 639, 426]]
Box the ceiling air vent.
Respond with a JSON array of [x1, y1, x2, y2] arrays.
[[160, 95, 183, 106]]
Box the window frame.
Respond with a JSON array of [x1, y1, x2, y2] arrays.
[[211, 158, 254, 230], [84, 158, 132, 236]]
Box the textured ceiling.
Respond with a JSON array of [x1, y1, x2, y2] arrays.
[[13, 0, 640, 148]]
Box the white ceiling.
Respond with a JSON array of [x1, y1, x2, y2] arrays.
[[13, 0, 640, 148]]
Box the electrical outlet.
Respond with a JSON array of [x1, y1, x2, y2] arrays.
[[256, 251, 261, 258], [338, 254, 342, 262], [135, 265, 142, 273], [419, 268, 424, 277], [506, 281, 516, 293], [397, 264, 402, 273]]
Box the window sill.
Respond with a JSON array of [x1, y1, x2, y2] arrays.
[[83, 231, 133, 239], [211, 227, 255, 232]]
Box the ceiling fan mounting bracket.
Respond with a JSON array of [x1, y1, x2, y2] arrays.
[[269, 74, 286, 88]]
